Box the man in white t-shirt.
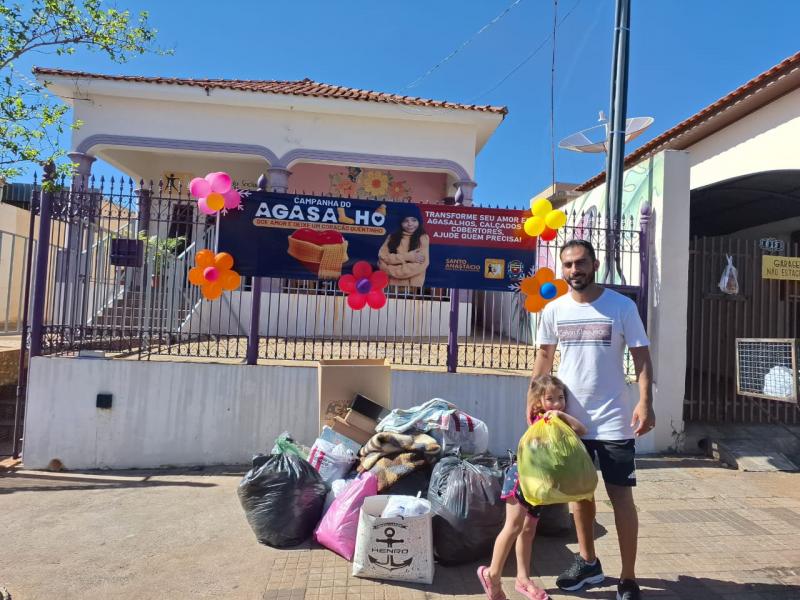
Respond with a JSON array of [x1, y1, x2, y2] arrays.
[[533, 240, 654, 600]]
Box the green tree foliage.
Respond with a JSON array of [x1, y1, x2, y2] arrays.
[[0, 0, 167, 179]]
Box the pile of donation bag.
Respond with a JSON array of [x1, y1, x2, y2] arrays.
[[237, 368, 596, 585]]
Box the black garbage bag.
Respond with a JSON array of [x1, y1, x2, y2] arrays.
[[237, 453, 328, 548], [428, 455, 506, 565]]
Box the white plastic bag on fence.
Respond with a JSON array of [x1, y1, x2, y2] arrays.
[[718, 254, 739, 295], [763, 365, 794, 398], [308, 438, 357, 484], [352, 495, 434, 584]]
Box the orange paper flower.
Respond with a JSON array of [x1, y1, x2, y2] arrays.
[[188, 249, 241, 300], [520, 267, 568, 313]]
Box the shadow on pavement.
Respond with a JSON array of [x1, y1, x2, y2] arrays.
[[0, 469, 220, 494], [567, 575, 800, 599]]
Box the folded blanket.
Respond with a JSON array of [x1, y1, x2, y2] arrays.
[[376, 398, 456, 434], [358, 432, 441, 492]]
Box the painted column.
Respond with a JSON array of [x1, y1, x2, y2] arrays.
[[67, 151, 96, 191], [135, 188, 152, 235], [246, 174, 269, 364], [62, 152, 96, 329], [454, 180, 477, 206], [267, 167, 292, 193]]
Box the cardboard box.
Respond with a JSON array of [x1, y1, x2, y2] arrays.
[[332, 416, 374, 446], [318, 359, 391, 432], [344, 408, 378, 433]]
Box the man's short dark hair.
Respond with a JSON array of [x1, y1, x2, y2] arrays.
[[560, 239, 597, 262]]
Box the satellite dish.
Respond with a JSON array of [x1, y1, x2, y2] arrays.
[[559, 116, 654, 154]]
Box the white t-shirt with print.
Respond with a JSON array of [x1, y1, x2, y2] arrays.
[[536, 288, 649, 440]]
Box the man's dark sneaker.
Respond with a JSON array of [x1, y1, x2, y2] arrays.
[[617, 579, 642, 600], [555, 554, 605, 591]]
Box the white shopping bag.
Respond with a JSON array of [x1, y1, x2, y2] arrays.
[[436, 411, 489, 455], [308, 438, 357, 484], [352, 495, 434, 584]]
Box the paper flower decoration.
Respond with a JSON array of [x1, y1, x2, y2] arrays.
[[520, 267, 568, 313], [338, 260, 389, 310], [189, 172, 241, 216], [524, 198, 567, 240], [188, 249, 241, 300]]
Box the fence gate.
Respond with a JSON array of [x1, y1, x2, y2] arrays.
[[685, 236, 800, 424]]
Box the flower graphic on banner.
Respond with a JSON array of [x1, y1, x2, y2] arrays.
[[188, 249, 241, 301], [388, 179, 410, 200], [338, 260, 389, 310], [359, 170, 389, 197], [519, 267, 568, 313]]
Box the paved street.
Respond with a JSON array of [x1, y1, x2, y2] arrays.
[[1, 456, 798, 599]]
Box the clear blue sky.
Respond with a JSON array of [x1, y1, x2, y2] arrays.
[[14, 0, 800, 207]]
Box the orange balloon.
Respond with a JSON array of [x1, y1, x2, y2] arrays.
[[188, 266, 205, 286], [202, 282, 223, 300], [553, 279, 569, 296], [206, 193, 224, 212], [221, 270, 241, 291], [215, 252, 234, 270], [533, 267, 555, 284], [525, 294, 547, 313], [196, 249, 214, 268], [520, 277, 540, 296]]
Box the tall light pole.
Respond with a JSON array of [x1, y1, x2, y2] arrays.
[[603, 0, 631, 283]]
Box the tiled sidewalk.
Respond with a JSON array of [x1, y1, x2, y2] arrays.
[[1, 456, 798, 599]]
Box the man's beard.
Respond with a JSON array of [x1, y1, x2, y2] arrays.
[[568, 270, 595, 291]]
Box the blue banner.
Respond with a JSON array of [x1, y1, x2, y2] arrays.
[[218, 191, 535, 291]]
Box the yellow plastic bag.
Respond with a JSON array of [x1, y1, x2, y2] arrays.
[[517, 415, 598, 506]]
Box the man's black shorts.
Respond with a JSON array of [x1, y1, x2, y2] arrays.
[[582, 439, 636, 487]]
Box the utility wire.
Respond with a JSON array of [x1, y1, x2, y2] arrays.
[[406, 0, 525, 89], [469, 0, 582, 103]]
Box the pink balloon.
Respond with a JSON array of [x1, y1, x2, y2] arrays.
[[338, 274, 356, 294], [347, 293, 367, 310], [223, 188, 241, 210], [205, 172, 232, 194], [203, 266, 219, 282], [366, 290, 387, 309], [197, 197, 216, 216], [189, 177, 211, 198]]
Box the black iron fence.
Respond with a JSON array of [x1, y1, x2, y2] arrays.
[[19, 175, 649, 374]]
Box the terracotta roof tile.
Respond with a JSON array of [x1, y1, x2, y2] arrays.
[[575, 50, 800, 192], [33, 67, 507, 115]]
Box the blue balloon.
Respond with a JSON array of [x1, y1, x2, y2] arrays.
[[540, 282, 557, 300]]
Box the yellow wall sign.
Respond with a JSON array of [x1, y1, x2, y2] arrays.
[[762, 256, 800, 280]]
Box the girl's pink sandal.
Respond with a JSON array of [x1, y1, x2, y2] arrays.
[[477, 566, 507, 600], [514, 579, 551, 600]]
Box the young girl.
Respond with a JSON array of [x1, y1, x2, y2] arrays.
[[377, 216, 430, 287], [478, 375, 587, 600]]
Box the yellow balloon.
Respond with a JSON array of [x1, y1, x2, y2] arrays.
[[531, 198, 553, 218], [523, 216, 545, 237], [206, 192, 224, 212], [545, 209, 567, 230]]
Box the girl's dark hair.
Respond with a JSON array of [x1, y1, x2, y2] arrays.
[[526, 374, 567, 419], [387, 217, 427, 253]]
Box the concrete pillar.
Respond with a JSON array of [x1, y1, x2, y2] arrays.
[[67, 151, 96, 191], [640, 150, 691, 453], [267, 167, 292, 193], [454, 180, 477, 206]]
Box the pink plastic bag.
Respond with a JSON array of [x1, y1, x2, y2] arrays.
[[314, 472, 378, 560]]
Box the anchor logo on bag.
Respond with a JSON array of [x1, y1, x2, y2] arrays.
[[368, 526, 413, 571]]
